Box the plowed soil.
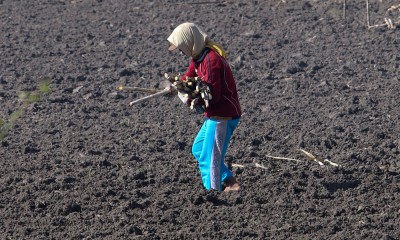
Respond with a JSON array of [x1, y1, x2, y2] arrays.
[[1, 0, 400, 239]]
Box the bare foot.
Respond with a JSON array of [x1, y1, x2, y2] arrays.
[[223, 177, 240, 192]]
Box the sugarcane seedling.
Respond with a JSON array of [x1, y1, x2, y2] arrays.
[[195, 82, 200, 94], [165, 72, 181, 83], [182, 84, 192, 93], [203, 94, 210, 108], [190, 98, 198, 110], [384, 17, 394, 29], [165, 72, 214, 109]]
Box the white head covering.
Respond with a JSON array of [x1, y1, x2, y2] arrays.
[[167, 23, 208, 58]]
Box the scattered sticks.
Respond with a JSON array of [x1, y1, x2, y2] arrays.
[[366, 0, 400, 29], [266, 148, 341, 167], [232, 149, 341, 170]]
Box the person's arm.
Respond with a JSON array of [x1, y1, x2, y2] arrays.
[[176, 60, 196, 105], [181, 60, 196, 80], [202, 56, 222, 104]]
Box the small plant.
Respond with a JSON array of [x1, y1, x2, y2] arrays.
[[18, 77, 51, 104], [0, 77, 51, 141], [122, 118, 132, 127], [9, 109, 24, 122], [0, 109, 25, 141], [0, 118, 6, 140], [39, 77, 51, 94]]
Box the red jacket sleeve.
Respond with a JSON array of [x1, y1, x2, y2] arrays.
[[181, 60, 196, 80], [201, 55, 222, 104]]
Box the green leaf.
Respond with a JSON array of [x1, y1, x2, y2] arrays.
[[0, 131, 6, 141], [10, 109, 23, 122], [27, 93, 41, 103], [18, 91, 28, 101], [1, 122, 12, 131], [39, 77, 51, 94]]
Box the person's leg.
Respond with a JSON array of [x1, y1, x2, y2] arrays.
[[208, 120, 227, 190], [192, 118, 240, 191], [192, 119, 217, 190], [220, 119, 240, 183], [192, 120, 207, 161], [219, 119, 240, 191]]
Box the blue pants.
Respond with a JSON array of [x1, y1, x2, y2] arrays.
[[192, 118, 240, 191]]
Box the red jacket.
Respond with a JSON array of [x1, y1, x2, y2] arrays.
[[182, 49, 242, 119]]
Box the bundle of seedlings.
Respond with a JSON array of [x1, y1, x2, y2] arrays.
[[164, 73, 212, 110]]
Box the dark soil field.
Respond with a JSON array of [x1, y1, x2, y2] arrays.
[[1, 0, 400, 239]]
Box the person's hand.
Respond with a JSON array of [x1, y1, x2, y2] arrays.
[[177, 91, 189, 104], [165, 85, 178, 96]]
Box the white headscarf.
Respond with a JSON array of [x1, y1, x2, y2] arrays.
[[167, 22, 208, 58]]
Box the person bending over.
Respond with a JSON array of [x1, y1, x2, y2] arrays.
[[167, 22, 242, 192]]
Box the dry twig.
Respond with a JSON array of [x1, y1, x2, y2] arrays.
[[367, 1, 400, 29], [231, 162, 268, 169], [117, 86, 160, 94], [366, 0, 371, 27], [235, 150, 341, 170], [255, 163, 268, 170], [231, 163, 245, 168], [298, 149, 341, 167], [265, 154, 300, 162], [128, 88, 171, 106], [170, 1, 224, 5], [324, 159, 340, 167], [299, 148, 324, 166]]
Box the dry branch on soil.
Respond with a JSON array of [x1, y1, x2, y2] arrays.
[[255, 163, 268, 169], [128, 88, 171, 106], [298, 148, 341, 167], [231, 150, 341, 170], [117, 86, 161, 94], [366, 1, 400, 29], [170, 1, 226, 5], [231, 162, 268, 170], [265, 154, 301, 162], [263, 149, 341, 167], [232, 163, 245, 168], [299, 148, 325, 166]]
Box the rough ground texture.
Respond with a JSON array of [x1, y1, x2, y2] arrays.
[[1, 0, 400, 239]]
